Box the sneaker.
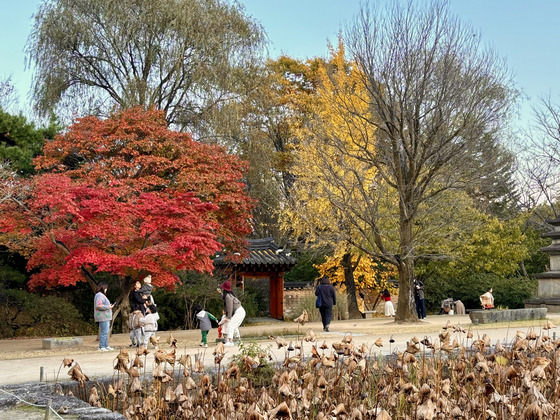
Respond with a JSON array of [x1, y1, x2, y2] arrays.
[[204, 344, 208, 348], [199, 342, 204, 347], [105, 346, 115, 351], [224, 341, 234, 347], [98, 347, 108, 352]]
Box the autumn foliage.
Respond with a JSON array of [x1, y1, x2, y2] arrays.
[[0, 108, 253, 293]]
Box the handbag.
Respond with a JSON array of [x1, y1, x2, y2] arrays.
[[315, 293, 322, 308]]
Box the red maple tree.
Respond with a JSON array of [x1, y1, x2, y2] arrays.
[[0, 108, 253, 321]]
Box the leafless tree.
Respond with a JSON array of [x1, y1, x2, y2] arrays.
[[517, 96, 560, 225], [26, 0, 265, 136], [337, 0, 517, 321]]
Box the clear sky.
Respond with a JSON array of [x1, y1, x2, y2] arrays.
[[2, 0, 559, 129]]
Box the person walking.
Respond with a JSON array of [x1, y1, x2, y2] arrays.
[[414, 278, 426, 319], [381, 289, 395, 317], [219, 280, 246, 347], [315, 276, 336, 332], [195, 304, 218, 348], [94, 282, 114, 351]]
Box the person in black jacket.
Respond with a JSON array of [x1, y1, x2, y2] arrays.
[[131, 280, 148, 315], [315, 276, 336, 332]]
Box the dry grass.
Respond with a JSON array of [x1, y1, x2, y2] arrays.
[[55, 319, 560, 419]]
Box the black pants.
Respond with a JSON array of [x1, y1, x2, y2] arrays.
[[319, 305, 333, 329], [416, 298, 426, 319]]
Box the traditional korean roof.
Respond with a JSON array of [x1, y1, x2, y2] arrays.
[[213, 237, 297, 270]]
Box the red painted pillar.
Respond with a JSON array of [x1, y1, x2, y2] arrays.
[[269, 272, 284, 320], [269, 274, 277, 318]]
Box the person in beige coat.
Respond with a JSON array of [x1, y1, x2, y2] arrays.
[[480, 288, 494, 309]]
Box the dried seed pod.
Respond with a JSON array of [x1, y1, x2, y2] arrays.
[[62, 358, 74, 367], [130, 377, 142, 393], [294, 309, 308, 326], [88, 386, 101, 407], [304, 328, 316, 342]]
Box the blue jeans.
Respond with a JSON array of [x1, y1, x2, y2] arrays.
[[99, 321, 110, 349]]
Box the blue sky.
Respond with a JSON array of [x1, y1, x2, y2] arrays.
[[2, 0, 559, 128]]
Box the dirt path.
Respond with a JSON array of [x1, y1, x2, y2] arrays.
[[1, 314, 558, 385]]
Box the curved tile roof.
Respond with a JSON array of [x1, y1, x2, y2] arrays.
[[214, 237, 297, 268]]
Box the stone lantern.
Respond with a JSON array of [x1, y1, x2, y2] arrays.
[[526, 217, 560, 312]]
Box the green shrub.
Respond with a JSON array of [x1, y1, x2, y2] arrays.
[[424, 273, 537, 313], [229, 340, 275, 386], [0, 289, 96, 338]]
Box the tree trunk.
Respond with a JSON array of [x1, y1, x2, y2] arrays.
[[341, 252, 362, 319], [109, 278, 133, 334], [395, 217, 419, 322]]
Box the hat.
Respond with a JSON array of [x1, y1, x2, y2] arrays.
[[143, 275, 152, 284], [220, 280, 232, 291]]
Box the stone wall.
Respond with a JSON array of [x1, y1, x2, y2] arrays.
[[284, 284, 314, 319], [469, 308, 547, 324]]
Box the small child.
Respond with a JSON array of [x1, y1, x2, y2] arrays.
[[140, 304, 159, 348], [217, 310, 227, 340], [218, 309, 241, 342], [139, 275, 155, 306], [195, 304, 218, 348]]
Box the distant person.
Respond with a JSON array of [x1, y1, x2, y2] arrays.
[[129, 309, 143, 347], [480, 287, 494, 310], [381, 289, 395, 317], [140, 304, 159, 348], [94, 282, 114, 351], [139, 275, 155, 306], [414, 278, 426, 319], [440, 298, 454, 314], [219, 280, 246, 347], [454, 300, 466, 315], [316, 276, 336, 331], [195, 304, 218, 348], [131, 280, 148, 315]]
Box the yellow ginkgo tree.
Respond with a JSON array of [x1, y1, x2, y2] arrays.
[[315, 249, 397, 313]]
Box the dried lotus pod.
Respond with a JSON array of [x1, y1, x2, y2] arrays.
[[130, 377, 142, 393], [374, 338, 383, 347], [185, 376, 197, 390], [276, 336, 288, 349], [149, 335, 160, 347], [178, 354, 192, 368], [132, 355, 144, 368], [544, 319, 557, 330], [304, 328, 316, 342], [293, 309, 308, 326], [88, 386, 101, 407], [136, 346, 149, 356], [127, 366, 140, 377], [68, 364, 89, 384], [214, 342, 225, 355], [62, 358, 74, 367], [268, 402, 292, 420], [332, 403, 346, 416]]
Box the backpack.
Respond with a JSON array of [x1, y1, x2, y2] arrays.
[[129, 310, 144, 329]]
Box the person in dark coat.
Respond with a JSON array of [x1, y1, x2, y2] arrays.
[[414, 278, 426, 319], [315, 276, 336, 332], [131, 280, 148, 315]]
